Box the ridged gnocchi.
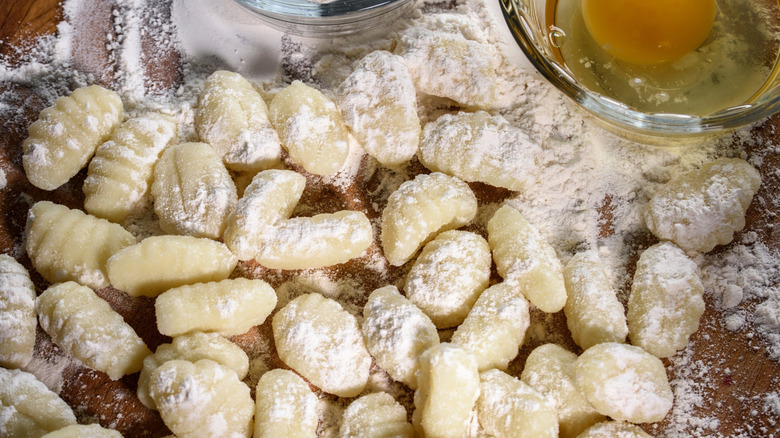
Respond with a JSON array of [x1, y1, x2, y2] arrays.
[[337, 50, 420, 167], [155, 278, 277, 337], [488, 204, 567, 313], [419, 111, 541, 191], [22, 85, 123, 190], [25, 201, 137, 290], [41, 424, 123, 438], [381, 172, 478, 266], [83, 112, 178, 223], [0, 368, 77, 436], [339, 392, 414, 438], [576, 421, 654, 438], [405, 230, 491, 328], [151, 142, 237, 239], [268, 80, 349, 176], [36, 281, 151, 380], [195, 70, 282, 172], [272, 293, 372, 398], [254, 369, 318, 438], [0, 254, 37, 369], [361, 285, 439, 389], [106, 235, 238, 297]]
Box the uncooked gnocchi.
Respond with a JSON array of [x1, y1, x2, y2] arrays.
[[272, 293, 372, 398], [339, 392, 414, 438], [0, 254, 37, 369], [520, 344, 604, 438], [0, 367, 77, 437], [574, 342, 673, 424], [337, 50, 420, 167], [451, 282, 530, 371], [576, 421, 653, 438], [268, 80, 349, 176], [151, 142, 237, 239], [106, 235, 237, 297], [563, 250, 628, 350], [25, 201, 137, 290], [254, 369, 318, 438], [419, 111, 541, 191], [22, 84, 123, 190], [195, 70, 282, 172], [478, 368, 558, 438], [404, 230, 491, 328], [155, 278, 277, 337], [83, 112, 178, 223], [381, 172, 478, 266], [41, 424, 123, 437], [148, 359, 254, 438], [644, 157, 761, 253], [361, 285, 439, 389], [627, 241, 705, 358], [488, 204, 567, 313]]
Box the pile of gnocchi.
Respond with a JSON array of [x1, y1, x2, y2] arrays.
[[0, 23, 763, 438]]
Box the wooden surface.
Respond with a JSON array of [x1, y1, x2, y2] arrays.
[[1, 1, 779, 437]]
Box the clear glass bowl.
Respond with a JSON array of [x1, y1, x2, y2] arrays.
[[499, 0, 780, 143], [234, 0, 416, 37]]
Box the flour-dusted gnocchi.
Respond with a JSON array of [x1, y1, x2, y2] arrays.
[[576, 421, 653, 438], [272, 293, 372, 397], [148, 359, 254, 438], [339, 392, 414, 438], [627, 241, 705, 358], [22, 85, 123, 190], [156, 278, 277, 337], [520, 344, 604, 438], [137, 331, 249, 410], [0, 254, 36, 369], [419, 111, 541, 191], [25, 201, 137, 290], [83, 112, 178, 223], [36, 281, 151, 380], [405, 230, 490, 328], [574, 342, 673, 424], [488, 204, 567, 313], [644, 157, 761, 253], [478, 368, 559, 438], [254, 369, 318, 438], [151, 142, 237, 239], [412, 343, 480, 438], [395, 26, 497, 109], [196, 70, 282, 172], [361, 285, 439, 389], [563, 250, 628, 350], [224, 169, 306, 260], [42, 424, 123, 437], [451, 282, 530, 371], [0, 368, 77, 436], [381, 172, 478, 266], [337, 50, 420, 167], [268, 80, 350, 176], [106, 235, 237, 297]]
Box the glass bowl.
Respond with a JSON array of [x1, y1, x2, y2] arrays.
[[234, 0, 416, 38], [499, 0, 780, 144]]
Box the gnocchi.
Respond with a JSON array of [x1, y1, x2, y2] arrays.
[[0, 367, 77, 437], [381, 172, 478, 266], [106, 235, 237, 297], [419, 111, 541, 191], [576, 421, 654, 438], [361, 285, 439, 389], [22, 85, 123, 190], [254, 369, 318, 438], [488, 204, 567, 313], [627, 242, 705, 358], [155, 278, 277, 337], [195, 70, 282, 172], [42, 424, 123, 437], [36, 281, 151, 380], [268, 80, 349, 176], [644, 157, 761, 253], [25, 201, 137, 290], [0, 254, 37, 369], [83, 112, 178, 223], [272, 293, 372, 398], [339, 392, 414, 438], [151, 142, 237, 239], [337, 50, 420, 167]]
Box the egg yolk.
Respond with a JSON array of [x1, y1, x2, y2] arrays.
[[582, 0, 716, 65]]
